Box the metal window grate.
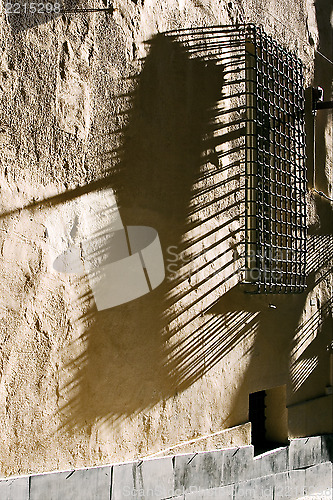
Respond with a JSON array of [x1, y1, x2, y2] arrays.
[[244, 25, 307, 294]]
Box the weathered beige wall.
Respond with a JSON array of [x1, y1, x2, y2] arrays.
[[0, 0, 332, 477]]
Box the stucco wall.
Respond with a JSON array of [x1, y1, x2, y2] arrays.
[[0, 0, 332, 477]]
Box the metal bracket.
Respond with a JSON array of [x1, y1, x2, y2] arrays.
[[312, 86, 333, 114]]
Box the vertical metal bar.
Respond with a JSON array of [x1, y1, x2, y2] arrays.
[[245, 25, 258, 290]]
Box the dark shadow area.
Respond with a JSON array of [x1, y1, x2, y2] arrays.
[[248, 390, 285, 455], [322, 434, 333, 462], [305, 86, 315, 190], [55, 26, 255, 429], [249, 390, 266, 452], [310, 0, 333, 234]]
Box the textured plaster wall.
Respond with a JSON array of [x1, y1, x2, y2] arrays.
[[0, 0, 332, 477]]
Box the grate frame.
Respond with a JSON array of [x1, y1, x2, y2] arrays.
[[244, 25, 307, 294]]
